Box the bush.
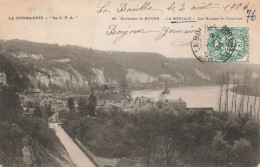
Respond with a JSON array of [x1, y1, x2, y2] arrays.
[[63, 109, 260, 166]]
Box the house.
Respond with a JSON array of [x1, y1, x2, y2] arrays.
[[117, 96, 155, 112], [134, 96, 155, 107], [26, 88, 42, 97], [102, 85, 120, 94], [98, 94, 156, 112], [97, 93, 126, 109], [22, 107, 35, 117], [51, 99, 68, 112], [187, 107, 214, 112], [41, 97, 68, 112], [0, 72, 6, 86], [49, 112, 59, 123], [31, 88, 41, 97], [161, 97, 187, 111], [19, 95, 40, 110]]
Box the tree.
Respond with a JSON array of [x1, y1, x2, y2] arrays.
[[27, 101, 35, 108], [217, 72, 225, 112], [246, 96, 250, 114], [211, 130, 231, 166], [67, 97, 75, 112], [103, 84, 108, 92], [231, 73, 236, 113], [87, 94, 97, 117], [231, 139, 253, 167], [240, 70, 251, 115], [33, 106, 42, 118], [46, 107, 54, 118], [41, 103, 53, 118], [0, 87, 21, 122], [234, 80, 239, 114], [157, 101, 163, 109], [253, 78, 259, 119], [78, 97, 87, 116], [257, 97, 260, 120], [224, 72, 230, 112]]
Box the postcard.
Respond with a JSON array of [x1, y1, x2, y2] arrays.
[[0, 0, 259, 167]]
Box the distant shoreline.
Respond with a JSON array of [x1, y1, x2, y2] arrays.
[[129, 83, 220, 92], [231, 86, 260, 97]]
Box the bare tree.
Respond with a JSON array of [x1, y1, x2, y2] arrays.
[[250, 104, 253, 118], [253, 79, 259, 119], [257, 97, 260, 119], [224, 72, 230, 112], [239, 70, 250, 115], [246, 96, 250, 114], [218, 73, 225, 112], [239, 82, 245, 115], [234, 80, 239, 114], [253, 98, 257, 119], [231, 74, 236, 113]]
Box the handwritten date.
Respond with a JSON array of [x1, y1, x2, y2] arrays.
[[97, 1, 250, 14]]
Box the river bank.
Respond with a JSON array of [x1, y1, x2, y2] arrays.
[[131, 85, 260, 112]]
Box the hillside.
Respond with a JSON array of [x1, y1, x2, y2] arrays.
[[0, 55, 76, 167], [1, 39, 260, 90]]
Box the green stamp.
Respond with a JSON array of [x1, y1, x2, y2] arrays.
[[207, 26, 248, 62]]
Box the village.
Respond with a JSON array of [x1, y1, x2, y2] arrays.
[[18, 84, 189, 123], [0, 70, 216, 167], [0, 71, 197, 167], [0, 71, 212, 124]]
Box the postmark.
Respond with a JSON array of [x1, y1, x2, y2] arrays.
[[191, 25, 249, 62]]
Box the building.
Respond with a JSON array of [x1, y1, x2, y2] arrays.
[[187, 107, 213, 112], [22, 107, 35, 117], [158, 87, 187, 111], [49, 112, 59, 123], [97, 93, 126, 108], [0, 72, 6, 86], [50, 99, 67, 112], [161, 97, 187, 111], [134, 96, 155, 106], [41, 97, 68, 112], [20, 95, 36, 108], [102, 85, 120, 94], [26, 88, 42, 97]]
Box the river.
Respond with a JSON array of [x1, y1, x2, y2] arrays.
[[131, 86, 260, 113]]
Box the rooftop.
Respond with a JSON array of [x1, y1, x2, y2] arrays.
[[97, 93, 125, 101], [166, 97, 186, 103], [0, 72, 6, 77]]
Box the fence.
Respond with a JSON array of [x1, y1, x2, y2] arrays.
[[62, 125, 104, 167], [74, 138, 104, 167]]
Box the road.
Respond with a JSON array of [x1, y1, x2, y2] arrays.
[[49, 123, 96, 167]]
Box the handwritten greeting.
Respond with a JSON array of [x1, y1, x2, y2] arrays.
[[97, 1, 252, 44]]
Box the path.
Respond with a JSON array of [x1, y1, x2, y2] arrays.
[[49, 123, 96, 167]]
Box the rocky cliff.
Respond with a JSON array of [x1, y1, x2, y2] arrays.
[[1, 39, 260, 90]]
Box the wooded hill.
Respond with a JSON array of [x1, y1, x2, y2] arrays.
[[1, 39, 259, 89]]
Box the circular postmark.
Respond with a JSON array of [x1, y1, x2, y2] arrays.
[[191, 25, 238, 62]]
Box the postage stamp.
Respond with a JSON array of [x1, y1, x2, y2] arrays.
[[207, 26, 249, 62], [191, 25, 249, 63]]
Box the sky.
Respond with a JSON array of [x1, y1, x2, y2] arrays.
[[0, 0, 259, 63]]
